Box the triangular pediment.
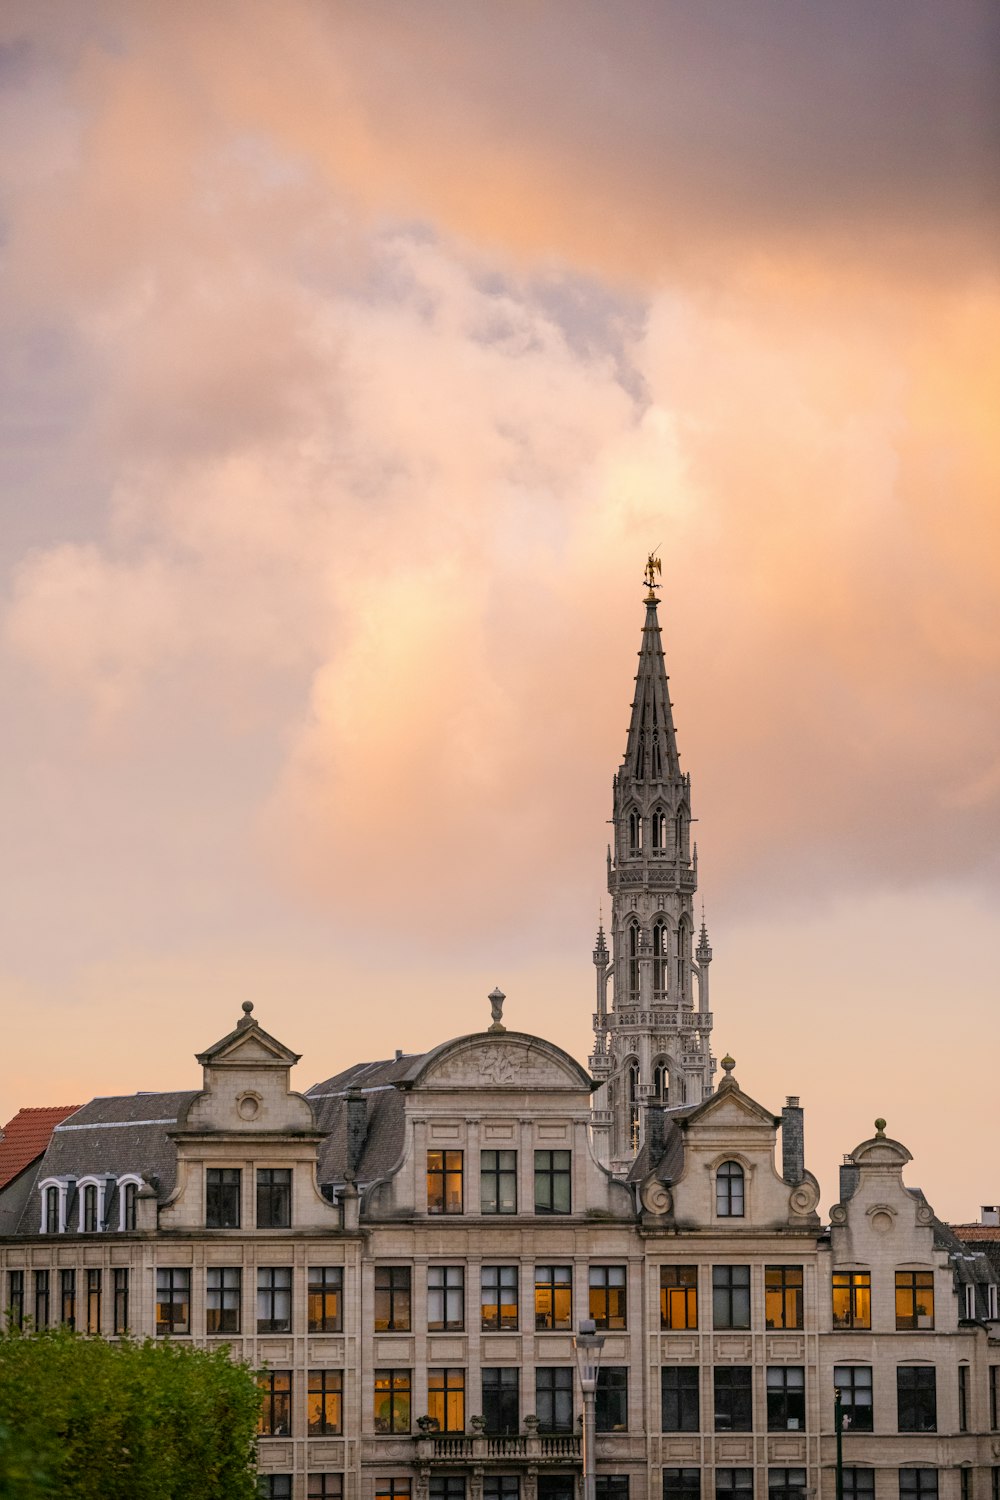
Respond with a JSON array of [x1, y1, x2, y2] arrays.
[[683, 1081, 779, 1132], [197, 1018, 301, 1069]]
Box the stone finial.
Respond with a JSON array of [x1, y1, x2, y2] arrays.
[[874, 1117, 887, 1137], [721, 1054, 735, 1077], [488, 987, 506, 1033], [237, 1000, 255, 1031]]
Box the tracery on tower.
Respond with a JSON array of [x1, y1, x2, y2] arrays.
[[590, 558, 716, 1176]]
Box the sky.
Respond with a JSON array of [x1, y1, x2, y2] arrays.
[[1, 0, 998, 1221]]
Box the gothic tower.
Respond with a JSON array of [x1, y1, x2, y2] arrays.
[[590, 559, 716, 1175]]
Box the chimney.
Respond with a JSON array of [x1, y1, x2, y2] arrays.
[[982, 1205, 1000, 1226], [346, 1089, 367, 1180], [781, 1097, 804, 1186], [647, 1101, 667, 1162], [839, 1157, 860, 1203]]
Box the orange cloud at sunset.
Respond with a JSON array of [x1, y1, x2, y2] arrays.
[[0, 0, 997, 1217]]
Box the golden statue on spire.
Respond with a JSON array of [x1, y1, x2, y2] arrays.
[[644, 551, 662, 601]]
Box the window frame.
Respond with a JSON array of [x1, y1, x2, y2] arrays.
[[375, 1265, 412, 1333], [833, 1271, 872, 1330], [714, 1366, 753, 1432], [427, 1151, 464, 1215], [766, 1366, 805, 1431], [427, 1367, 466, 1434], [716, 1161, 745, 1217], [374, 1369, 412, 1434], [590, 1265, 627, 1330], [661, 1266, 698, 1330], [482, 1265, 518, 1331], [308, 1368, 344, 1436], [661, 1366, 700, 1433], [256, 1168, 292, 1229], [482, 1367, 519, 1435], [155, 1267, 189, 1337], [535, 1265, 573, 1331], [207, 1266, 242, 1335], [834, 1365, 873, 1433], [480, 1150, 517, 1215], [596, 1366, 628, 1432], [257, 1266, 292, 1335], [897, 1366, 937, 1433], [534, 1150, 572, 1215], [308, 1266, 344, 1333], [712, 1265, 751, 1330], [428, 1265, 465, 1332], [113, 1267, 129, 1336], [765, 1267, 803, 1330], [205, 1167, 242, 1229], [895, 1271, 935, 1331], [535, 1366, 574, 1433], [258, 1370, 292, 1437]]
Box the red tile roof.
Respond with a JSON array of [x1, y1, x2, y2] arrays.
[[0, 1105, 83, 1190], [950, 1223, 1000, 1241]]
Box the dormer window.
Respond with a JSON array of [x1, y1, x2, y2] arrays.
[[122, 1181, 138, 1232], [82, 1184, 98, 1233], [716, 1161, 745, 1217], [43, 1184, 60, 1234]]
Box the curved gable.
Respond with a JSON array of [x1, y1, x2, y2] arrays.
[[401, 1032, 593, 1093]]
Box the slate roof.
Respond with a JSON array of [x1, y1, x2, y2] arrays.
[[949, 1223, 1000, 1278], [0, 1105, 82, 1190], [308, 1055, 427, 1190]]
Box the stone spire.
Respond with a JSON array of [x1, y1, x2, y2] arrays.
[[590, 558, 716, 1175]]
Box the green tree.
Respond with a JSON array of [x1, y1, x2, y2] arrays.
[[0, 1325, 261, 1499]]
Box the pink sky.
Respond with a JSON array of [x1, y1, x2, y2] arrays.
[[1, 1, 997, 1219]]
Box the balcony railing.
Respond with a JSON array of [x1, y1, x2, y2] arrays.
[[415, 1431, 581, 1465]]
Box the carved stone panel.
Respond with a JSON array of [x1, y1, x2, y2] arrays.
[[661, 1336, 699, 1361], [765, 1336, 805, 1361], [713, 1335, 752, 1361]]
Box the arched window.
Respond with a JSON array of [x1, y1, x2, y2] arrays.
[[653, 920, 668, 1000], [627, 921, 640, 1000], [716, 1161, 745, 1217], [82, 1184, 98, 1233], [651, 808, 667, 853], [627, 1062, 640, 1151], [653, 1062, 669, 1102], [674, 808, 685, 859], [675, 923, 687, 994], [44, 1184, 60, 1234], [628, 808, 642, 856]]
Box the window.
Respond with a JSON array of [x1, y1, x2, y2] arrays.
[[258, 1371, 292, 1436], [535, 1265, 572, 1331], [256, 1168, 291, 1229], [428, 1266, 464, 1331], [843, 1471, 875, 1500], [959, 1365, 970, 1432], [989, 1285, 999, 1320], [627, 921, 640, 1000], [59, 1268, 76, 1329], [257, 1267, 292, 1334], [536, 1367, 573, 1432], [662, 1367, 699, 1432], [376, 1484, 411, 1500], [716, 1471, 753, 1500], [897, 1367, 937, 1432], [833, 1271, 871, 1330], [481, 1150, 517, 1214], [534, 1150, 571, 1214], [85, 1269, 101, 1334], [484, 1482, 519, 1500], [766, 1367, 804, 1430], [896, 1271, 934, 1330], [113, 1268, 129, 1335], [482, 1266, 518, 1330], [428, 1368, 465, 1433], [430, 1483, 466, 1500], [713, 1266, 750, 1329], [308, 1266, 343, 1332], [44, 1183, 60, 1233], [6, 1271, 24, 1330], [991, 1367, 999, 1428], [207, 1267, 241, 1335], [661, 1267, 698, 1329], [714, 1367, 752, 1431], [156, 1268, 189, 1335], [308, 1369, 343, 1435], [83, 1184, 98, 1233], [835, 1366, 873, 1432], [652, 808, 667, 852], [961, 1473, 972, 1500], [206, 1168, 241, 1229], [34, 1270, 50, 1329], [597, 1367, 628, 1431], [765, 1267, 803, 1330], [597, 1482, 629, 1500], [993, 1472, 999, 1500], [375, 1267, 411, 1332], [716, 1162, 744, 1217], [653, 921, 668, 999], [259, 1481, 291, 1500], [122, 1181, 138, 1231], [590, 1266, 627, 1330], [899, 1472, 938, 1500], [308, 1480, 343, 1500], [628, 807, 642, 855], [664, 1471, 700, 1500], [538, 1480, 574, 1500], [427, 1151, 464, 1214], [767, 1471, 806, 1500], [374, 1370, 411, 1433], [483, 1368, 519, 1434]]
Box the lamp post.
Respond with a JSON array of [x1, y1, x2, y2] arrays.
[[833, 1388, 844, 1500], [574, 1319, 606, 1500]]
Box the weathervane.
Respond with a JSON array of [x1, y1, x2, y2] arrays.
[[644, 550, 662, 601]]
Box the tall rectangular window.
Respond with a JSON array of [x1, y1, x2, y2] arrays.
[[207, 1267, 241, 1334], [534, 1151, 571, 1214], [428, 1266, 465, 1332], [483, 1368, 519, 1434], [6, 1271, 24, 1330], [664, 1471, 700, 1500], [766, 1367, 804, 1430], [122, 1182, 137, 1232], [896, 1271, 935, 1330], [842, 1472, 875, 1500], [308, 1479, 343, 1500], [714, 1367, 753, 1431], [205, 1167, 241, 1229], [590, 1266, 627, 1330], [899, 1472, 938, 1500], [596, 1482, 629, 1500], [308, 1267, 343, 1332], [113, 1268, 129, 1336], [33, 1270, 50, 1329], [430, 1482, 466, 1500], [536, 1367, 573, 1432], [482, 1266, 518, 1330], [481, 1150, 517, 1214], [375, 1484, 411, 1500], [535, 1265, 572, 1331], [258, 1371, 292, 1436], [716, 1163, 745, 1217], [257, 1267, 292, 1334], [991, 1367, 999, 1429], [428, 1368, 466, 1433], [85, 1269, 102, 1334], [484, 1481, 518, 1500], [767, 1470, 806, 1500], [427, 1151, 464, 1214], [662, 1367, 699, 1432], [959, 1365, 970, 1432], [661, 1267, 698, 1330], [374, 1370, 411, 1433], [308, 1369, 343, 1435], [256, 1168, 292, 1229], [835, 1366, 873, 1432], [715, 1471, 753, 1500], [155, 1268, 189, 1336], [897, 1367, 937, 1432], [833, 1271, 871, 1330], [765, 1267, 803, 1330], [82, 1184, 98, 1233], [596, 1367, 628, 1431], [60, 1268, 76, 1330], [375, 1266, 411, 1332], [260, 1480, 292, 1500], [712, 1266, 750, 1329]]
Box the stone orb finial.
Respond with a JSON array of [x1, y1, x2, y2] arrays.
[[237, 999, 255, 1030], [721, 1054, 736, 1076], [488, 986, 506, 1034], [874, 1117, 887, 1136]]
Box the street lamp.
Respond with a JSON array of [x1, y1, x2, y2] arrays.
[[574, 1318, 606, 1500], [834, 1387, 844, 1500]]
